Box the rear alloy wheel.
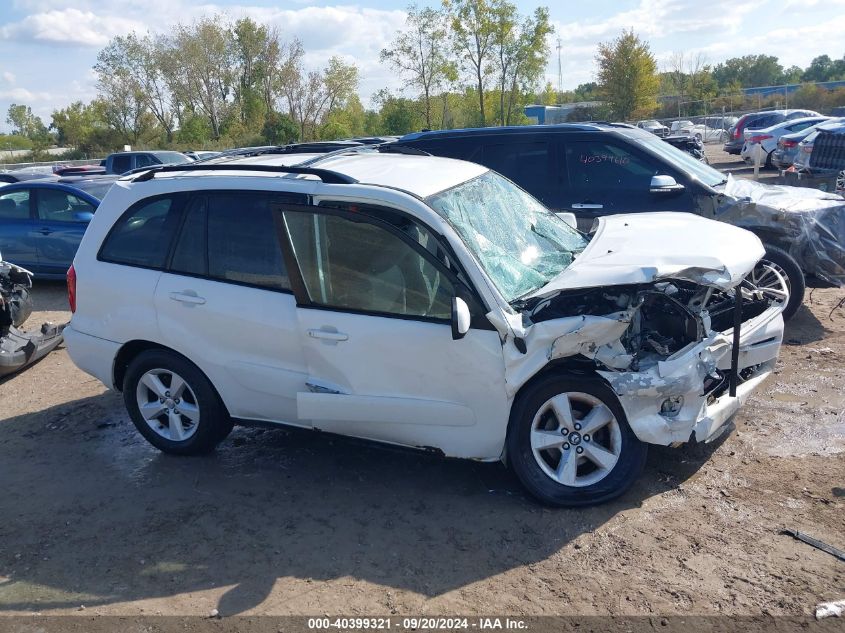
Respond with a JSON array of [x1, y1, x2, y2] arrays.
[[748, 245, 805, 320], [135, 368, 201, 442], [124, 349, 233, 455], [507, 376, 647, 506]]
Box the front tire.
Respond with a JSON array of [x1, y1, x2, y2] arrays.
[[750, 245, 805, 320], [123, 349, 233, 455], [507, 375, 647, 507]]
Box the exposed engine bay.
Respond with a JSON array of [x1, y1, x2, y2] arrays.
[[526, 277, 775, 372], [0, 255, 66, 377], [490, 265, 785, 447]]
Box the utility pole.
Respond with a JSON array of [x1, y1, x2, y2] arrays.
[[556, 37, 563, 102]]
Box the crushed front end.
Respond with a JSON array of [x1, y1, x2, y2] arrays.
[[501, 271, 784, 447]]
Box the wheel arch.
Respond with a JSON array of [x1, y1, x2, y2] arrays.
[[113, 339, 169, 391], [503, 359, 612, 462]]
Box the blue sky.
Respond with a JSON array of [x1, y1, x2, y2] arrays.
[[1, 0, 844, 132]]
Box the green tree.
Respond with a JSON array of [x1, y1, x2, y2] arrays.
[[782, 65, 803, 84], [712, 55, 784, 88], [596, 29, 659, 121], [168, 16, 236, 139], [281, 54, 359, 140], [6, 104, 47, 139], [491, 4, 553, 125], [801, 55, 845, 82], [175, 114, 212, 145], [50, 101, 100, 148], [262, 111, 299, 144], [380, 5, 456, 129], [373, 89, 422, 135], [96, 33, 177, 142], [446, 0, 497, 126]]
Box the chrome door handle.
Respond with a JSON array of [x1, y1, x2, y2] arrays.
[[169, 291, 206, 305], [571, 203, 604, 209], [38, 227, 53, 235], [307, 329, 348, 342]]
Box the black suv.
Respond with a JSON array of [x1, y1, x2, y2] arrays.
[[395, 123, 845, 318]]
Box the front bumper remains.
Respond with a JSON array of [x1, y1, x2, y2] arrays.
[[0, 322, 66, 378], [598, 304, 783, 446]]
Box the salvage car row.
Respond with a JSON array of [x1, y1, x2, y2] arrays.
[[2, 125, 845, 507]]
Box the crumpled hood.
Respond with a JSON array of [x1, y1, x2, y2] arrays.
[[716, 175, 845, 286], [526, 211, 764, 298], [722, 175, 844, 213]]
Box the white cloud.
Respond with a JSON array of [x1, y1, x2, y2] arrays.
[[1, 71, 15, 84], [0, 87, 51, 102], [0, 8, 144, 46]]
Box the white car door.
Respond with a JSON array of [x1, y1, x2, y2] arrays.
[[280, 202, 510, 460], [153, 191, 310, 425]]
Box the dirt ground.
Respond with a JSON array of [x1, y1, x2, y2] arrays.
[[0, 152, 843, 620]]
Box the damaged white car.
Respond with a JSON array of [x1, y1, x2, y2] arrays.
[[64, 150, 784, 506]]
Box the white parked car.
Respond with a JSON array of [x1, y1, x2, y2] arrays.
[[671, 120, 727, 143], [741, 116, 829, 168], [63, 150, 785, 506]]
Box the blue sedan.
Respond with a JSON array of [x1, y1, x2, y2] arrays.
[[0, 179, 113, 278]]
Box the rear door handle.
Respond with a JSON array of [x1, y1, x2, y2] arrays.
[[38, 227, 53, 235], [571, 203, 603, 209], [307, 329, 348, 342], [169, 291, 206, 305]]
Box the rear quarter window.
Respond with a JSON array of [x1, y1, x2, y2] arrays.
[[98, 195, 184, 268]]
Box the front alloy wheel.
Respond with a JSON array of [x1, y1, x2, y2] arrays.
[[507, 376, 647, 507], [529, 392, 622, 487], [748, 245, 805, 320]]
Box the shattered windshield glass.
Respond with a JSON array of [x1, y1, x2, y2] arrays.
[[427, 171, 588, 302]]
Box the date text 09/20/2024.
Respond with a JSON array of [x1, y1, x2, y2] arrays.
[[307, 618, 528, 630]]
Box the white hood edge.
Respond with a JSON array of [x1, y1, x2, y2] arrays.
[[527, 212, 764, 298]]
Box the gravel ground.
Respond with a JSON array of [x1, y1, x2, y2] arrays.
[[0, 153, 843, 621]]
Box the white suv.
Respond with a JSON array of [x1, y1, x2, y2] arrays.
[[64, 149, 785, 506]]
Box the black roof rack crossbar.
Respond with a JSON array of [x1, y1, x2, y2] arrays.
[[131, 163, 358, 184]]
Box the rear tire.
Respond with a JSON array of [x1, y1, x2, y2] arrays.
[[123, 349, 233, 455], [507, 375, 647, 507]]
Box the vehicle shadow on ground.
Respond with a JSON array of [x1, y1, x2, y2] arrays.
[[783, 299, 832, 345], [0, 393, 725, 615]]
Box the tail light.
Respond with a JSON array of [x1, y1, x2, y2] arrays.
[[67, 264, 76, 313], [749, 134, 772, 143], [781, 139, 798, 148]]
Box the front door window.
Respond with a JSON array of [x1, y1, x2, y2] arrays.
[[283, 210, 454, 320]]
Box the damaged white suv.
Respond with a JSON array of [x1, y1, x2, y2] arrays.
[[64, 149, 785, 506]]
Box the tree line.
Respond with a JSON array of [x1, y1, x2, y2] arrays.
[[557, 33, 845, 122]]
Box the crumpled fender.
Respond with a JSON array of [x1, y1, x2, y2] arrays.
[[486, 306, 637, 397]]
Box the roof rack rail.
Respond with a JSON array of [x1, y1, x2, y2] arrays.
[[131, 163, 358, 184], [376, 143, 430, 156]]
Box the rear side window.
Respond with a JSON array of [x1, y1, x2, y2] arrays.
[[135, 154, 157, 168], [110, 155, 132, 174], [411, 138, 482, 162], [0, 190, 30, 220], [99, 196, 182, 268], [482, 141, 554, 202], [169, 192, 291, 291]]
